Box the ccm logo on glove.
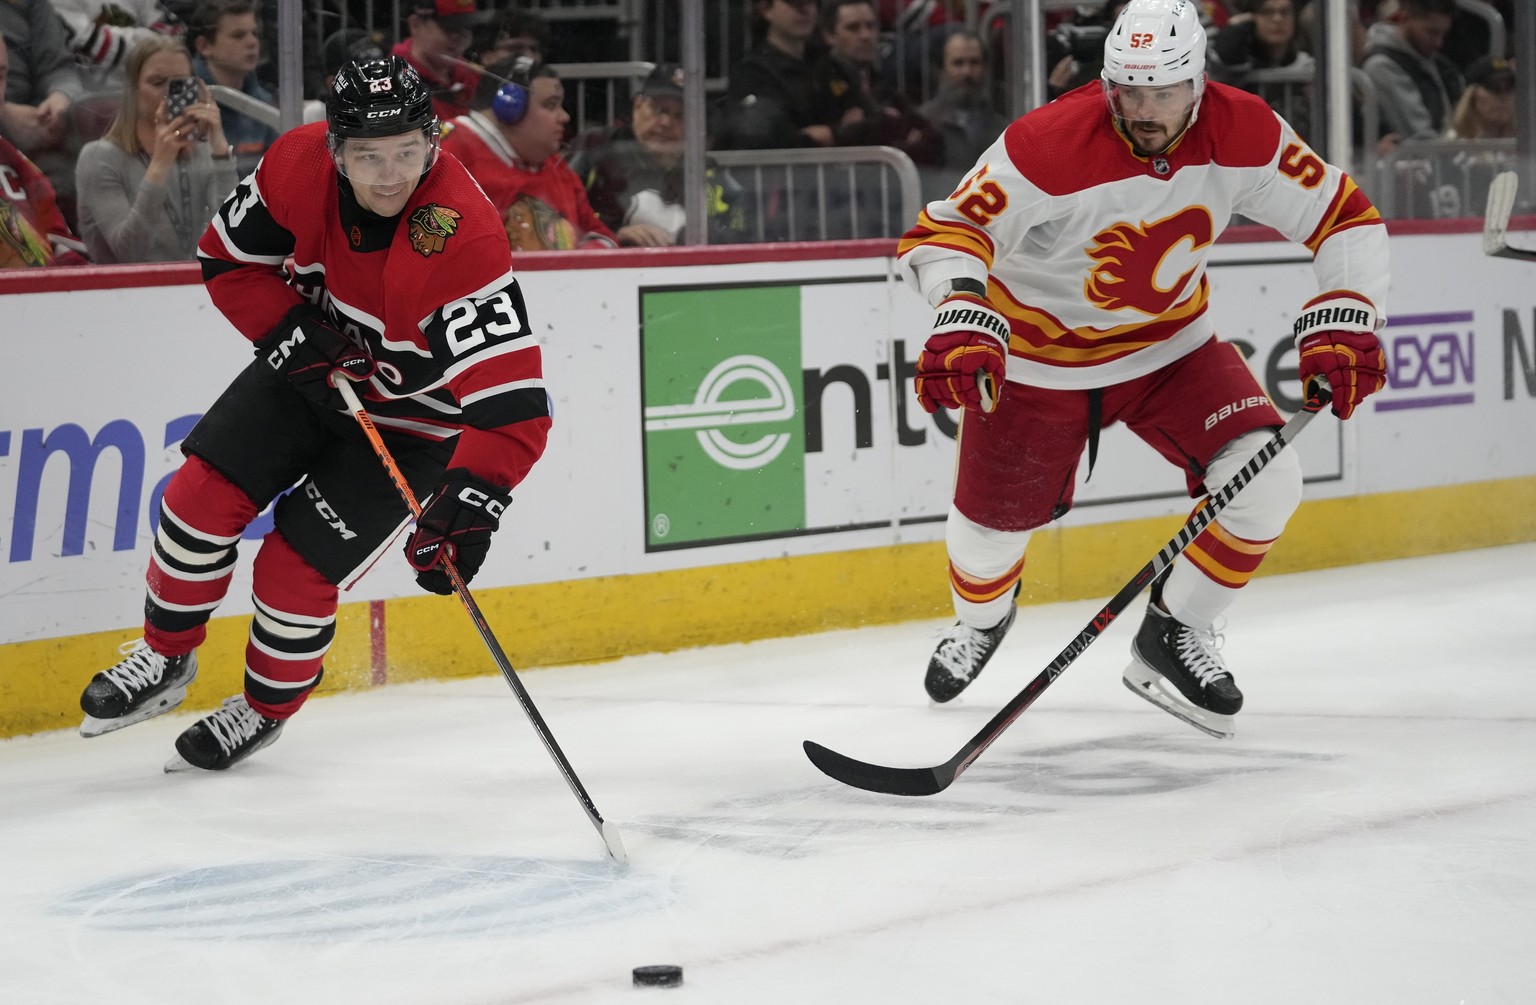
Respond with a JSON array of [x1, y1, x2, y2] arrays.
[[405, 469, 511, 595], [255, 303, 378, 409], [453, 485, 506, 521]]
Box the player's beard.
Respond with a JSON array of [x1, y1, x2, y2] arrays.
[[1121, 113, 1189, 156]]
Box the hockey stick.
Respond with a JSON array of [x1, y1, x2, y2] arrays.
[[334, 377, 628, 864], [803, 383, 1332, 796], [1482, 171, 1536, 261]]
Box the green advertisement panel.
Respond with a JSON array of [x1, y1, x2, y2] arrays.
[[641, 285, 805, 550]]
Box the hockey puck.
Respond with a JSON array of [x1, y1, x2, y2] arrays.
[[632, 964, 683, 988]]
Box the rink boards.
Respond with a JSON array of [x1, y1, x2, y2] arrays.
[[2, 228, 1534, 737]]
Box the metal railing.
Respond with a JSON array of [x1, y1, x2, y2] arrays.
[[710, 146, 921, 243], [1371, 138, 1517, 219], [215, 63, 657, 138], [552, 61, 654, 134], [211, 85, 281, 131]]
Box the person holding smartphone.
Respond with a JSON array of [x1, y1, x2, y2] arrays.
[[74, 35, 237, 263]]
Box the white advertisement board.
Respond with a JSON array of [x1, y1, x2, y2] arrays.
[[2, 231, 1534, 646]]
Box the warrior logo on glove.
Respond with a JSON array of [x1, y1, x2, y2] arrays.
[[1292, 290, 1387, 420], [914, 285, 1012, 414]]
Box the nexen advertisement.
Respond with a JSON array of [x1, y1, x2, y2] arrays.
[[3, 232, 1535, 646]]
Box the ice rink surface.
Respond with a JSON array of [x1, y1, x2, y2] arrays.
[[3, 544, 1534, 1005]]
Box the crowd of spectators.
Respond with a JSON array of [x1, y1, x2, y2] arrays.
[[0, 0, 1519, 271]]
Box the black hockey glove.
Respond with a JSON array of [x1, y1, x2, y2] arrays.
[[255, 303, 378, 409], [405, 469, 511, 595]]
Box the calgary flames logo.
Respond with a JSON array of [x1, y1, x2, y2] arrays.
[[407, 203, 461, 257], [1083, 207, 1214, 315]]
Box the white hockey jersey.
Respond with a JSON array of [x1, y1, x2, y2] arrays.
[[897, 81, 1390, 390]]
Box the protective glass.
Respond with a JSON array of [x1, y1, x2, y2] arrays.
[[1102, 80, 1198, 127]]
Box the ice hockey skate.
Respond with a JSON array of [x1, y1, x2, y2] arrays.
[[79, 640, 199, 738], [1123, 596, 1243, 739], [165, 694, 284, 772], [925, 595, 1018, 703]]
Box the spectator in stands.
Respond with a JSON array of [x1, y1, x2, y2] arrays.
[[472, 9, 550, 66], [53, 1, 183, 92], [0, 35, 87, 266], [1209, 0, 1315, 140], [1439, 0, 1513, 76], [75, 35, 236, 262], [0, 0, 85, 225], [1044, 1, 1126, 100], [817, 0, 941, 163], [188, 0, 275, 174], [568, 63, 745, 246], [917, 30, 1008, 201], [1295, 0, 1367, 65], [718, 0, 861, 149], [302, 28, 387, 123], [394, 0, 487, 122], [440, 58, 616, 250], [1193, 0, 1231, 28], [1447, 54, 1514, 139], [1363, 0, 1464, 144], [820, 0, 882, 97]]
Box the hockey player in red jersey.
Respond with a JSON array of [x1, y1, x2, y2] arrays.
[[77, 56, 550, 770], [902, 0, 1388, 738]]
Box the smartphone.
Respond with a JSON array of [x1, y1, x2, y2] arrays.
[[166, 76, 200, 120]]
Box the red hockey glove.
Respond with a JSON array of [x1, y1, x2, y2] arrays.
[[405, 469, 510, 596], [915, 292, 1010, 414], [256, 303, 378, 409], [1293, 291, 1386, 420]]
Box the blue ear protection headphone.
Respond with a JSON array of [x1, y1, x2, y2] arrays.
[[492, 56, 536, 124]]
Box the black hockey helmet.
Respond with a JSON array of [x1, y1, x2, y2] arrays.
[[326, 55, 441, 181], [327, 55, 436, 138]]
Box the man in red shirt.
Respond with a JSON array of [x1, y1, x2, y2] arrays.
[[392, 0, 487, 121], [0, 134, 87, 266], [441, 59, 617, 250]]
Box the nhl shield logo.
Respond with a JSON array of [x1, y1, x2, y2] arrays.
[[1152, 156, 1171, 176], [408, 204, 462, 256]]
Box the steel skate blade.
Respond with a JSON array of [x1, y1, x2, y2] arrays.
[[163, 752, 199, 773], [80, 715, 132, 739], [1121, 671, 1236, 739]]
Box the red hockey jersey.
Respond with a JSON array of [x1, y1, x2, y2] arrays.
[[196, 121, 549, 490]]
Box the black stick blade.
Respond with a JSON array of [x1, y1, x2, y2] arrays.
[[1489, 244, 1536, 262], [802, 740, 952, 796]]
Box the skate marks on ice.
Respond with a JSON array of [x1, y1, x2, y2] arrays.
[[48, 854, 668, 940], [626, 732, 1332, 859]]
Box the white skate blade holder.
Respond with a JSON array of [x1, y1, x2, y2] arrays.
[[78, 683, 194, 738], [1122, 661, 1236, 740]]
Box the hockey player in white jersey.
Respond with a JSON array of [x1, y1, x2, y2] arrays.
[[900, 0, 1388, 738]]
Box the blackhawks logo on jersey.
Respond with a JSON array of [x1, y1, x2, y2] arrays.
[[407, 204, 462, 257]]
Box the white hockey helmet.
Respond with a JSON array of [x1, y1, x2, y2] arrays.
[[1101, 0, 1208, 127]]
